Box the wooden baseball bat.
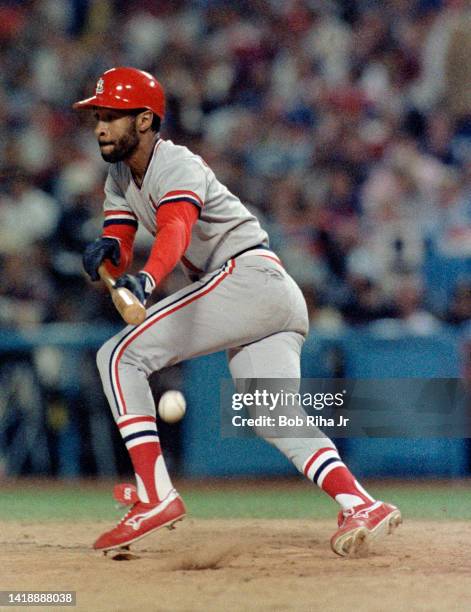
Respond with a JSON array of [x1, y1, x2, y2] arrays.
[[98, 265, 146, 326]]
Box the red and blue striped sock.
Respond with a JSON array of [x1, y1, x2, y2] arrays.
[[303, 447, 374, 511], [117, 414, 173, 504]]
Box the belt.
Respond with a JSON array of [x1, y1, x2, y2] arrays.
[[185, 245, 280, 279], [231, 244, 283, 266], [231, 243, 270, 259]]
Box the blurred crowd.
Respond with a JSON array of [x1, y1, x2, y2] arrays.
[[1, 0, 471, 334]]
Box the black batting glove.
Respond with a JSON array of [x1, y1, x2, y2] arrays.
[[83, 237, 120, 281], [115, 272, 155, 306]]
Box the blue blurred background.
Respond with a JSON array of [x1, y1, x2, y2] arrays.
[[0, 0, 470, 481]]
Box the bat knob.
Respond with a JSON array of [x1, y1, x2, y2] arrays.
[[111, 291, 146, 325], [123, 303, 146, 325]]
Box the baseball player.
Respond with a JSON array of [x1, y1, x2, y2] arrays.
[[74, 67, 401, 556]]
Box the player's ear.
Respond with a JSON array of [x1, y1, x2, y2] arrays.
[[136, 110, 154, 133]]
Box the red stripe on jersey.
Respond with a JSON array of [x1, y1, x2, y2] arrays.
[[149, 194, 158, 210], [104, 210, 137, 218], [159, 190, 204, 207]]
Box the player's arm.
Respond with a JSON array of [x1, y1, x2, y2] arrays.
[[83, 172, 138, 281], [115, 158, 205, 304], [143, 202, 199, 284], [99, 210, 138, 278], [114, 201, 199, 304]]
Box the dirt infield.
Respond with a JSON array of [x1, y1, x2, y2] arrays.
[[2, 518, 470, 612]]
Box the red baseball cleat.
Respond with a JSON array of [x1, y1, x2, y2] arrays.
[[94, 488, 186, 551], [330, 500, 402, 556]]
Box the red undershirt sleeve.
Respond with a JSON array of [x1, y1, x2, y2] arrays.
[[102, 170, 138, 278], [102, 223, 137, 278], [142, 201, 199, 285]]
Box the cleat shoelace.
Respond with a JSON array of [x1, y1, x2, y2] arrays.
[[113, 505, 137, 528], [340, 508, 355, 526]]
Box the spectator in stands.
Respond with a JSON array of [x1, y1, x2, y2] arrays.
[[0, 0, 469, 327], [443, 280, 471, 326], [393, 275, 442, 335], [340, 275, 398, 326]]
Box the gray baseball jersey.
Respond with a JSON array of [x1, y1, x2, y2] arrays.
[[104, 137, 269, 276]]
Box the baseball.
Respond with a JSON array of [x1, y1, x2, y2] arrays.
[[158, 390, 186, 423]]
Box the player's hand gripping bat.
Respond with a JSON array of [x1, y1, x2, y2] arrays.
[[98, 265, 146, 325]]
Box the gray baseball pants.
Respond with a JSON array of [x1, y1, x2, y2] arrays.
[[96, 252, 336, 472]]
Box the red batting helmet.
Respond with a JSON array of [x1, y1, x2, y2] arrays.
[[73, 67, 165, 119]]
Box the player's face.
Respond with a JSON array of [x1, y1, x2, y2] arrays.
[[94, 108, 139, 163]]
